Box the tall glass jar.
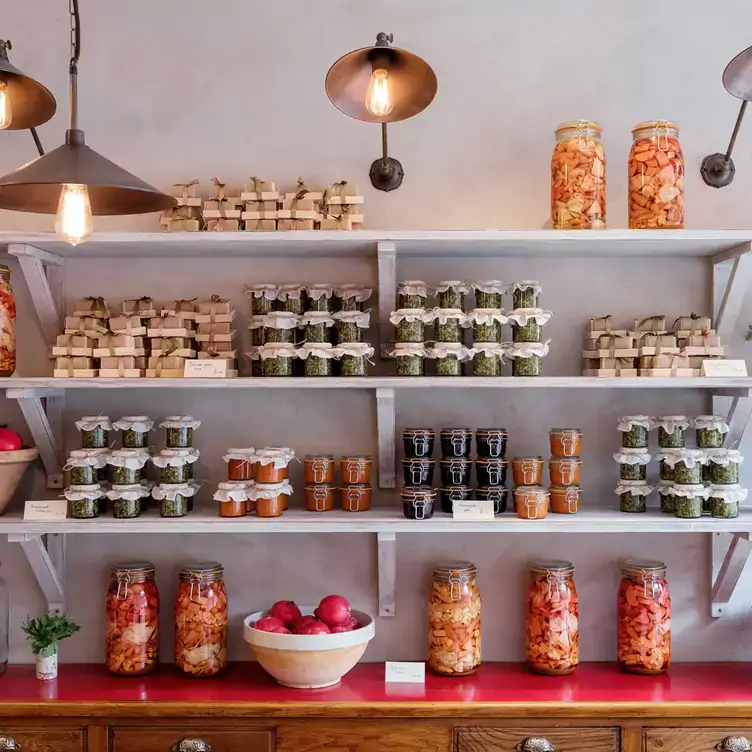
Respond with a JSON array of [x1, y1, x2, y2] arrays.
[[175, 562, 228, 677], [628, 121, 684, 229], [105, 561, 159, 676], [617, 559, 671, 675], [428, 561, 481, 676], [551, 120, 606, 230], [0, 266, 16, 377], [525, 561, 578, 675], [0, 560, 7, 675]]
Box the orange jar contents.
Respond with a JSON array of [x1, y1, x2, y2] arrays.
[[341, 455, 372, 485], [304, 454, 335, 484], [512, 457, 544, 486], [628, 121, 684, 229], [305, 484, 337, 512], [213, 482, 251, 517], [174, 562, 228, 677], [549, 428, 582, 458], [617, 560, 671, 675], [514, 486, 550, 520], [219, 499, 246, 517], [341, 484, 372, 512], [106, 561, 159, 676], [252, 447, 295, 484], [428, 562, 481, 677], [224, 448, 255, 481], [526, 561, 579, 675], [550, 485, 581, 514], [251, 481, 291, 517], [549, 458, 582, 486]]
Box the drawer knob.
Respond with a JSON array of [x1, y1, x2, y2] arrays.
[[517, 739, 556, 752], [718, 739, 752, 752], [0, 739, 20, 752], [173, 741, 211, 752]]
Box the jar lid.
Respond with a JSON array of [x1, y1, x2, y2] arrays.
[[439, 457, 471, 464], [622, 559, 667, 576], [530, 560, 575, 574], [401, 487, 436, 499], [513, 456, 544, 462], [514, 485, 549, 498], [550, 485, 582, 493], [305, 454, 335, 461], [343, 483, 371, 490], [632, 120, 679, 134], [304, 484, 337, 491], [550, 428, 582, 433], [476, 486, 509, 494], [476, 458, 509, 465], [110, 561, 155, 577], [161, 416, 201, 429], [437, 486, 471, 493], [433, 561, 477, 579], [402, 457, 435, 464], [403, 428, 435, 436], [179, 561, 223, 580], [555, 120, 602, 134], [476, 428, 508, 435], [550, 457, 583, 465], [342, 455, 372, 462], [440, 427, 472, 434]]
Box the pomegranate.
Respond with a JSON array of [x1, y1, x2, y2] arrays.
[[268, 625, 291, 634], [331, 616, 361, 633], [296, 621, 331, 635], [314, 594, 351, 628], [254, 616, 286, 632], [0, 427, 22, 451], [291, 614, 319, 631], [269, 600, 302, 627]]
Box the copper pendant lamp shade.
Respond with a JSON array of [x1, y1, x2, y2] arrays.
[[0, 40, 56, 130]]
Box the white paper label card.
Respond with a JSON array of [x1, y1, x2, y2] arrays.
[[702, 359, 748, 377], [385, 661, 426, 683], [184, 360, 228, 378], [453, 500, 495, 521], [24, 499, 68, 521]]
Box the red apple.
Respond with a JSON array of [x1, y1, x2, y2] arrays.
[[314, 595, 351, 628], [0, 427, 22, 451], [296, 621, 331, 635], [268, 600, 302, 628], [254, 616, 286, 632]]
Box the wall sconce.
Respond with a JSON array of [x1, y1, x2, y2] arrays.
[[0, 39, 56, 132], [701, 45, 752, 188], [325, 33, 437, 192]]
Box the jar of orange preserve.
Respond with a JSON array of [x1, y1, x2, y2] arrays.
[[549, 457, 582, 486], [304, 484, 336, 512], [250, 481, 292, 517], [341, 455, 372, 485], [213, 482, 250, 517], [252, 447, 295, 484], [304, 454, 335, 484], [512, 457, 544, 486], [223, 448, 255, 481], [549, 428, 582, 458], [550, 485, 581, 514], [514, 486, 550, 519]]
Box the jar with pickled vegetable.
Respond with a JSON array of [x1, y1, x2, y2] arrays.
[[617, 560, 670, 675], [112, 416, 154, 448], [526, 561, 578, 675], [469, 344, 505, 377], [106, 561, 159, 676], [175, 562, 228, 677], [428, 562, 481, 676], [692, 415, 729, 448], [75, 415, 112, 449], [628, 121, 684, 229], [551, 120, 606, 230], [672, 484, 707, 518], [160, 416, 201, 448], [153, 448, 199, 484], [616, 481, 652, 513], [471, 280, 505, 310]]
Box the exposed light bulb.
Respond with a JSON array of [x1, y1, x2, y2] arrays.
[[0, 82, 12, 129], [365, 68, 394, 117], [55, 184, 93, 246]]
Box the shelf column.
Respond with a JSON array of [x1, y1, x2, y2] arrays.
[[376, 388, 396, 488]]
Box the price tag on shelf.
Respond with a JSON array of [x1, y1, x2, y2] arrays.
[[452, 500, 494, 521], [24, 500, 68, 521], [702, 359, 748, 377], [385, 661, 426, 683], [184, 360, 228, 378]]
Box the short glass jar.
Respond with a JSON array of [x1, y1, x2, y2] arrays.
[[550, 485, 581, 514], [402, 457, 435, 486], [549, 458, 582, 486], [440, 428, 472, 458], [214, 482, 249, 517], [471, 345, 504, 377], [260, 345, 297, 377], [430, 343, 468, 376], [654, 416, 688, 449], [304, 485, 337, 512], [108, 449, 150, 486], [514, 486, 550, 519], [526, 561, 579, 675], [403, 428, 435, 458], [251, 482, 291, 517], [658, 484, 677, 514], [161, 416, 201, 448], [618, 416, 651, 449], [263, 312, 300, 344], [340, 484, 372, 512], [391, 309, 426, 343], [247, 285, 278, 315], [472, 281, 504, 310], [439, 458, 472, 487], [155, 449, 198, 484], [617, 482, 651, 513], [428, 562, 481, 676], [693, 415, 728, 448], [707, 449, 742, 485], [338, 343, 374, 377], [476, 429, 507, 458], [397, 281, 428, 310], [469, 310, 504, 343], [253, 448, 294, 483], [549, 428, 582, 458], [476, 458, 508, 487], [438, 485, 471, 514], [277, 285, 307, 315], [304, 455, 335, 484], [431, 309, 468, 343], [673, 450, 706, 485], [341, 455, 372, 485], [299, 344, 336, 377], [334, 310, 370, 344], [435, 281, 469, 310], [224, 448, 255, 481], [306, 285, 335, 313], [300, 312, 334, 344], [512, 457, 544, 486], [393, 344, 426, 376], [402, 487, 436, 519], [476, 486, 508, 514], [673, 485, 706, 518], [66, 485, 104, 518], [113, 416, 153, 449], [509, 281, 541, 310], [76, 415, 112, 449], [108, 485, 148, 519], [614, 448, 651, 481], [334, 285, 372, 312]]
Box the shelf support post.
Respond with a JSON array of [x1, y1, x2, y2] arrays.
[[712, 242, 752, 343], [377, 241, 396, 359], [377, 531, 396, 617], [8, 533, 66, 615], [10, 392, 64, 488], [711, 531, 751, 617], [376, 387, 396, 489]]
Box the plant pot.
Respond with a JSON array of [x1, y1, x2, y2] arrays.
[[0, 447, 38, 515], [36, 646, 58, 681]]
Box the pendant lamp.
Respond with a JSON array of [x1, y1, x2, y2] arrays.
[[0, 39, 56, 130], [325, 33, 437, 192], [0, 0, 175, 244]]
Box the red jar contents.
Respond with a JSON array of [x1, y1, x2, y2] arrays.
[[225, 448, 255, 481], [514, 486, 550, 519], [550, 485, 581, 514]]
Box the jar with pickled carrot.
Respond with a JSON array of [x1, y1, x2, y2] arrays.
[[526, 561, 579, 675], [628, 121, 684, 229], [549, 428, 582, 458], [617, 560, 671, 675], [304, 455, 335, 484], [175, 562, 228, 677], [549, 458, 582, 486], [550, 485, 581, 514], [106, 562, 159, 676], [514, 486, 550, 519], [512, 457, 544, 486], [428, 562, 481, 677], [551, 120, 606, 230]]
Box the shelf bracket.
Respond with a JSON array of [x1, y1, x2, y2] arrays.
[[7, 533, 66, 615], [376, 387, 396, 489], [712, 242, 752, 343], [377, 531, 396, 617], [711, 532, 751, 617], [377, 241, 396, 358]]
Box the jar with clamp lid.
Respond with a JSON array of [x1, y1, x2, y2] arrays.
[[428, 562, 481, 677]]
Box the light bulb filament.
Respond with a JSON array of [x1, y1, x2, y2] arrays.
[[365, 68, 394, 117], [0, 82, 12, 129], [55, 184, 93, 246]]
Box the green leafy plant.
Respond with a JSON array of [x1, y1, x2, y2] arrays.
[[21, 613, 80, 655], [746, 325, 752, 341]]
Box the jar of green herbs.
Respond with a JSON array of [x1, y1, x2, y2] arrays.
[[509, 281, 541, 310], [471, 281, 505, 310], [300, 312, 335, 344], [391, 309, 427, 343], [246, 285, 278, 315], [338, 343, 374, 376], [435, 281, 469, 310], [692, 415, 729, 448], [160, 416, 201, 448], [298, 345, 337, 377], [305, 285, 335, 313], [430, 309, 468, 343], [391, 344, 427, 376], [397, 281, 428, 310], [616, 482, 651, 513], [469, 310, 506, 344], [470, 345, 504, 377], [113, 416, 154, 449], [75, 416, 112, 449], [334, 285, 372, 312], [334, 310, 370, 344]]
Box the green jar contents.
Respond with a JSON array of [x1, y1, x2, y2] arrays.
[[431, 344, 468, 377], [263, 312, 299, 344], [707, 449, 742, 485], [431, 309, 467, 343], [674, 489, 704, 519], [108, 466, 141, 486], [277, 285, 306, 315], [249, 350, 263, 377], [673, 450, 706, 485], [658, 453, 679, 481], [693, 415, 728, 448], [469, 310, 504, 343], [471, 346, 504, 377], [618, 416, 651, 449], [113, 416, 153, 449], [334, 311, 370, 344], [617, 483, 650, 513], [512, 319, 541, 343], [507, 341, 549, 377], [620, 463, 647, 481], [154, 484, 194, 517], [154, 449, 198, 484], [472, 281, 504, 310], [436, 281, 469, 311], [299, 345, 335, 377], [512, 355, 541, 377], [712, 499, 739, 518], [306, 285, 335, 313], [655, 416, 688, 449], [65, 485, 103, 518], [161, 416, 201, 448], [334, 285, 372, 312], [391, 344, 427, 376], [75, 416, 112, 449], [397, 281, 428, 310], [70, 497, 101, 518], [615, 448, 651, 481], [659, 486, 676, 514], [258, 345, 296, 377], [338, 344, 373, 376], [249, 317, 267, 347], [160, 496, 189, 517], [391, 310, 426, 343], [113, 498, 142, 518], [301, 313, 334, 344], [510, 281, 541, 310], [70, 465, 95, 485], [247, 285, 278, 315]]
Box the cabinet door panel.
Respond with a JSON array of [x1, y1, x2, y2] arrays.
[[457, 727, 620, 752], [112, 728, 272, 752], [0, 730, 84, 752], [646, 728, 752, 752]]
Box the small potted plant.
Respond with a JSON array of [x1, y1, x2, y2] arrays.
[[22, 612, 80, 680]]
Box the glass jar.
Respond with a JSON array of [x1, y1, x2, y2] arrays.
[[438, 485, 471, 514], [247, 285, 277, 315], [0, 561, 7, 675], [526, 561, 578, 675], [440, 428, 472, 458], [161, 416, 200, 448], [0, 266, 16, 376], [301, 312, 334, 344], [431, 344, 466, 376], [278, 285, 307, 314], [549, 428, 582, 458], [214, 482, 249, 517], [551, 121, 606, 230], [106, 561, 159, 676], [304, 484, 336, 512], [403, 428, 435, 458], [470, 310, 503, 343], [306, 285, 335, 313], [436, 281, 468, 310], [432, 310, 467, 343], [472, 346, 504, 377], [339, 343, 373, 376], [618, 482, 651, 513], [76, 416, 112, 449], [335, 311, 369, 344], [628, 120, 684, 229], [340, 484, 371, 512], [476, 429, 507, 458], [394, 347, 425, 376], [402, 487, 436, 519], [514, 486, 550, 519], [472, 281, 504, 309], [341, 455, 372, 485], [175, 562, 228, 677], [617, 560, 671, 675], [693, 415, 728, 448], [476, 458, 508, 487], [113, 416, 153, 449], [655, 416, 688, 449], [225, 449, 255, 481], [550, 485, 581, 514], [618, 416, 651, 449], [512, 457, 544, 486], [476, 486, 508, 514], [397, 281, 428, 310], [708, 449, 742, 485], [66, 485, 103, 518], [512, 354, 542, 377], [304, 455, 335, 484], [401, 457, 435, 486], [392, 310, 426, 343], [549, 457, 582, 486], [428, 562, 481, 676], [439, 458, 472, 486]]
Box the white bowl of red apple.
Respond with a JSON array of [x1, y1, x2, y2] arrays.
[[243, 595, 375, 688]]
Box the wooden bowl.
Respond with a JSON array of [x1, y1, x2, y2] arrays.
[[0, 447, 38, 515]]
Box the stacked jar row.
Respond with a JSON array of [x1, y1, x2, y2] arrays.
[[106, 561, 227, 678], [302, 454, 373, 512]]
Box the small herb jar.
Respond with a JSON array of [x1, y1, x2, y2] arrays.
[[614, 448, 651, 481], [390, 309, 426, 343], [334, 310, 370, 344], [673, 486, 705, 518], [113, 416, 154, 449], [658, 451, 680, 481], [161, 416, 201, 448], [513, 355, 541, 376], [476, 458, 509, 487], [277, 285, 307, 315], [249, 316, 267, 346], [511, 317, 541, 343], [334, 285, 372, 312], [430, 309, 468, 343], [401, 487, 436, 520], [440, 428, 472, 458], [470, 345, 504, 377], [659, 484, 677, 514], [472, 281, 504, 310], [401, 457, 435, 486], [435, 281, 469, 311], [707, 449, 743, 485], [673, 450, 706, 485], [65, 484, 104, 518], [153, 484, 195, 517], [70, 463, 95, 486], [439, 457, 472, 486], [616, 482, 651, 513], [263, 312, 300, 344], [469, 309, 505, 343], [507, 341, 549, 377], [618, 416, 652, 449], [108, 485, 148, 519], [66, 449, 108, 486], [430, 343, 468, 376], [306, 285, 335, 313], [693, 415, 729, 448], [154, 448, 198, 484], [392, 344, 426, 376], [338, 343, 374, 376], [476, 429, 507, 458], [259, 344, 297, 377], [298, 344, 336, 377], [75, 416, 112, 449], [438, 485, 472, 513], [712, 499, 739, 518], [300, 312, 334, 344], [476, 486, 508, 514], [247, 285, 278, 315], [403, 428, 435, 458], [397, 281, 428, 310], [108, 449, 150, 485], [654, 416, 689, 449], [510, 281, 541, 310], [248, 348, 263, 377]]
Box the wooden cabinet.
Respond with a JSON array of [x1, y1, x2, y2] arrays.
[[0, 729, 84, 752], [646, 729, 752, 752], [457, 727, 620, 752], [112, 728, 273, 752]]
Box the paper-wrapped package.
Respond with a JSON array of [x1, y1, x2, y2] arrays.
[[50, 334, 95, 357], [122, 297, 158, 317], [73, 297, 111, 318], [245, 219, 276, 232], [94, 334, 147, 358], [54, 356, 97, 378], [241, 177, 279, 201], [99, 356, 147, 378]]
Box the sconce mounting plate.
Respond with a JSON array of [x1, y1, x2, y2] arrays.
[[701, 152, 736, 188], [370, 156, 404, 192]]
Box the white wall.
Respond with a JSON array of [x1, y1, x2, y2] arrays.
[[2, 0, 752, 665]]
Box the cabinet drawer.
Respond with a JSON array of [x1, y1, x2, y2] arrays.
[[0, 729, 84, 752], [112, 728, 272, 752], [647, 728, 752, 752], [456, 727, 619, 752]]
